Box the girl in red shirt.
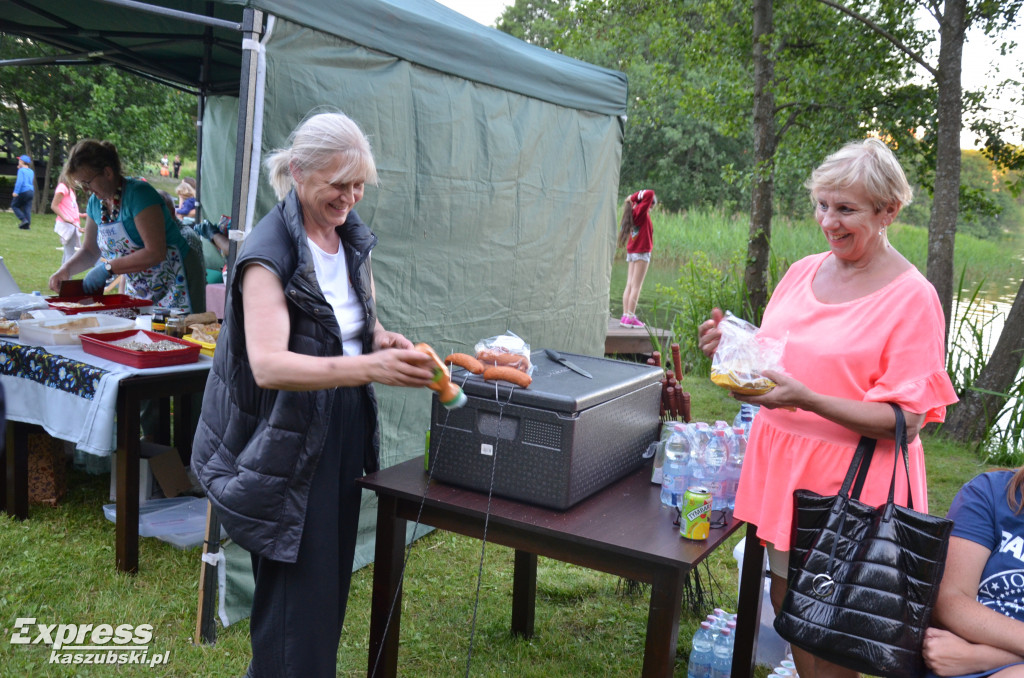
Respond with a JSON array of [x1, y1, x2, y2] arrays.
[[617, 189, 656, 327]]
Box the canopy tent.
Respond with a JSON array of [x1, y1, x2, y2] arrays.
[[1, 0, 627, 571]]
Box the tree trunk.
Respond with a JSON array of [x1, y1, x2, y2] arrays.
[[43, 134, 59, 213], [745, 0, 776, 323], [944, 279, 1024, 442], [926, 0, 966, 346]]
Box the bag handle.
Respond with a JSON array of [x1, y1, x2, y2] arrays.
[[886, 403, 914, 511], [839, 435, 876, 501], [838, 403, 911, 505]]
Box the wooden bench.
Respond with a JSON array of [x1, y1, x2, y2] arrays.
[[604, 316, 672, 356]]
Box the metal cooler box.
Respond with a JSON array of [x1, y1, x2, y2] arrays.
[[427, 350, 663, 509]]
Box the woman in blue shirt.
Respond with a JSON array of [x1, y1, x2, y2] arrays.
[[11, 154, 34, 230], [923, 465, 1024, 677], [47, 139, 203, 312]]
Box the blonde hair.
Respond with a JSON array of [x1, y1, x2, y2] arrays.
[[264, 111, 379, 200], [806, 138, 913, 212], [175, 180, 195, 198]]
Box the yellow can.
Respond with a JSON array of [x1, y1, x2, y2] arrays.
[[680, 486, 711, 540]]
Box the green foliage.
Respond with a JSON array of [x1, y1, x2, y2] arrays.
[[0, 35, 195, 183]]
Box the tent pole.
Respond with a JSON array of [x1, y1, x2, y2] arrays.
[[224, 7, 264, 290], [193, 6, 262, 647], [194, 5, 214, 223]]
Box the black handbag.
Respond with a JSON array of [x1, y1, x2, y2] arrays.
[[773, 404, 953, 678]]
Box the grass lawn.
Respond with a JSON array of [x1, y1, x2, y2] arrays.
[[0, 200, 995, 677], [0, 375, 987, 677]]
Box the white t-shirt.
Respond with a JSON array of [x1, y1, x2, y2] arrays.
[[307, 238, 366, 356]]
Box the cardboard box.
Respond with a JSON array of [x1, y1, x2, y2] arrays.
[[28, 431, 67, 506], [427, 351, 663, 509], [109, 442, 192, 504]]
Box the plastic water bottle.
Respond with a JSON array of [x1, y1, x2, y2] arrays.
[[733, 402, 760, 435], [660, 424, 689, 507], [687, 621, 714, 678], [710, 626, 734, 678], [704, 429, 729, 511], [722, 428, 746, 510]]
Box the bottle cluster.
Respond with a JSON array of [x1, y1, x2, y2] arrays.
[[688, 607, 798, 677], [658, 403, 758, 513], [687, 608, 737, 678]]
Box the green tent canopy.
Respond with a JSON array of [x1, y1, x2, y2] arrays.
[[1, 0, 627, 573]]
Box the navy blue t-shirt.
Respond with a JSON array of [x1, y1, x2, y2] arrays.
[[926, 471, 1024, 678]]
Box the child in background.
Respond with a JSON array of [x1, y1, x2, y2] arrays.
[[617, 189, 657, 328], [175, 180, 197, 220], [50, 172, 85, 264]]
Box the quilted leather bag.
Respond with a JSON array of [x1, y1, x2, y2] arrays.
[[773, 404, 953, 678]]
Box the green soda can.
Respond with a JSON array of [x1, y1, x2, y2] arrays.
[[680, 486, 711, 540]]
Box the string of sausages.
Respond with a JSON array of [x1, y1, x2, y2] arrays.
[[651, 343, 690, 423]]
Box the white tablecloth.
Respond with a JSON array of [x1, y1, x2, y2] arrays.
[[1, 338, 212, 456]]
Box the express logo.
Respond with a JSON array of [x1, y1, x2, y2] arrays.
[[10, 618, 152, 649], [9, 619, 169, 667]]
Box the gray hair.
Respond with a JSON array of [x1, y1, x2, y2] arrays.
[[264, 111, 379, 200], [806, 138, 913, 212]]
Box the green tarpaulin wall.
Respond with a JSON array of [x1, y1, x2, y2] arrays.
[[1, 0, 628, 618], [198, 12, 627, 575]]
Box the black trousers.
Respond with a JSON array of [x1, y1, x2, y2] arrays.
[[247, 386, 369, 677]]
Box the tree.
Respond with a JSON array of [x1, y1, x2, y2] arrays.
[[497, 1, 753, 213], [0, 35, 196, 212], [816, 0, 1023, 338]]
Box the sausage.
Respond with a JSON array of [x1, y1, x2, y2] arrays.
[[482, 366, 532, 388], [476, 349, 531, 371], [444, 352, 485, 375]]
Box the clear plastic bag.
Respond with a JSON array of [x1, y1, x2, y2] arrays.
[[0, 293, 51, 320], [474, 331, 532, 374], [709, 312, 785, 395]]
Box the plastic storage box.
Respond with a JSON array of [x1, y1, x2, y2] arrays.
[[103, 496, 207, 536], [18, 313, 136, 346], [427, 350, 663, 509], [79, 329, 201, 368]]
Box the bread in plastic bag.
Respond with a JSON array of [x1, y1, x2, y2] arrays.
[[0, 293, 51, 320], [475, 331, 532, 374], [709, 312, 785, 395]]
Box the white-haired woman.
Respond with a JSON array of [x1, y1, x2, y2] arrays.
[[698, 138, 958, 678], [192, 111, 434, 677]]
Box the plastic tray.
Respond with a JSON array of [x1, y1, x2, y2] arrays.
[[19, 313, 136, 346], [182, 333, 215, 357], [46, 293, 151, 315], [102, 496, 207, 536], [79, 329, 201, 368]]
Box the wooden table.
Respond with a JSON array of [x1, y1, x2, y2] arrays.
[[359, 457, 766, 677], [2, 342, 211, 574]]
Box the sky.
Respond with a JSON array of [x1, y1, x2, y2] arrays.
[[437, 0, 1021, 146]]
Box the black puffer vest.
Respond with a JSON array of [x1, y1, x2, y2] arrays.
[[191, 190, 379, 563]]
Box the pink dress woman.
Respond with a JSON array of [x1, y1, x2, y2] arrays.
[[734, 251, 959, 550]]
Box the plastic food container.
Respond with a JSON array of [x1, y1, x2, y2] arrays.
[[79, 329, 201, 368], [18, 313, 136, 346], [102, 496, 207, 536], [182, 333, 216, 357], [46, 294, 151, 315]]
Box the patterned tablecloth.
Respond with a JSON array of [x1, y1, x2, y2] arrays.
[[0, 338, 212, 456]]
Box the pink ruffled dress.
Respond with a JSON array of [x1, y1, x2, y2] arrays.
[[734, 252, 959, 551]]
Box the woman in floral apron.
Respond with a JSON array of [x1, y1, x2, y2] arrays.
[[48, 139, 204, 313]]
